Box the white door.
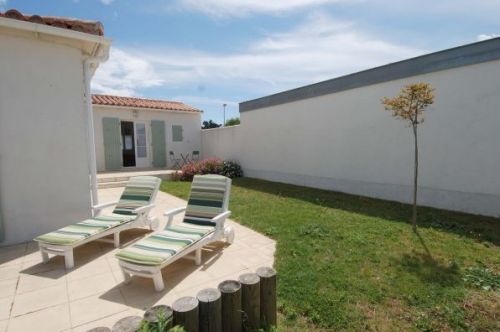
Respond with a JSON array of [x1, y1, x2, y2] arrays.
[[134, 122, 149, 168]]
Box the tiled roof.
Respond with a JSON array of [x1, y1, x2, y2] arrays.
[[92, 94, 202, 113], [0, 9, 104, 36]]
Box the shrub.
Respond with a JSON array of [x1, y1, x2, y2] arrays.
[[180, 158, 223, 181], [221, 160, 244, 178], [178, 158, 243, 181]]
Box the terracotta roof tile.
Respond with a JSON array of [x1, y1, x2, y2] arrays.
[[92, 94, 202, 113], [0, 9, 104, 36]]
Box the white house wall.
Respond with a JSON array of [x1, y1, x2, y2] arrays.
[[93, 106, 202, 171], [0, 33, 92, 245], [202, 59, 500, 217]]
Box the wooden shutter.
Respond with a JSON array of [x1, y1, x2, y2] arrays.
[[151, 120, 167, 167], [102, 117, 122, 170]]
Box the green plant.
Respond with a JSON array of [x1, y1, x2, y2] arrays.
[[221, 160, 243, 178], [225, 117, 240, 126], [202, 120, 221, 129], [463, 266, 500, 291]]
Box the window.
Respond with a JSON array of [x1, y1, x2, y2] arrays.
[[172, 125, 183, 142]]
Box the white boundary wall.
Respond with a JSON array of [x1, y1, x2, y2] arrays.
[[202, 60, 500, 217]]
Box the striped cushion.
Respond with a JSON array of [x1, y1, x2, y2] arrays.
[[113, 176, 161, 215], [116, 174, 230, 266], [35, 214, 135, 245], [36, 176, 161, 245], [183, 175, 229, 227], [115, 223, 214, 265]]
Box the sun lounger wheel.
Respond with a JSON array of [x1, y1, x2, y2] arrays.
[[224, 226, 235, 244]]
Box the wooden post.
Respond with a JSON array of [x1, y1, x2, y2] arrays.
[[143, 305, 173, 330], [111, 316, 142, 332], [218, 280, 242, 332], [173, 296, 200, 332], [197, 288, 222, 332], [256, 266, 277, 329], [238, 273, 261, 330]]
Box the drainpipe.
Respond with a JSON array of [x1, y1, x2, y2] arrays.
[[83, 44, 109, 208]]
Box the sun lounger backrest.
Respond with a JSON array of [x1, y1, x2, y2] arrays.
[[183, 174, 231, 227], [113, 176, 161, 215]]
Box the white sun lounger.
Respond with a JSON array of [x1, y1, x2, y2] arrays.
[[115, 174, 234, 291], [34, 176, 161, 269]]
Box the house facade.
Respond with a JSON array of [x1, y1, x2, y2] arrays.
[[0, 10, 110, 245], [92, 95, 202, 172]]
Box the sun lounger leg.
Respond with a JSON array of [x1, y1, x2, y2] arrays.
[[114, 232, 120, 248], [224, 226, 235, 244], [65, 250, 74, 269], [195, 248, 202, 265], [122, 269, 131, 284], [153, 272, 164, 292], [40, 249, 49, 263]]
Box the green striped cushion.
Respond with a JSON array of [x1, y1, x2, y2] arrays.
[[113, 176, 161, 215], [36, 176, 160, 245], [115, 225, 210, 265], [35, 214, 135, 245], [183, 175, 229, 227]]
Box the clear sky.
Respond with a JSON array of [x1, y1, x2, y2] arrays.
[[2, 0, 499, 123]]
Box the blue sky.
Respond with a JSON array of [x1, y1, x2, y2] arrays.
[[2, 0, 499, 123]]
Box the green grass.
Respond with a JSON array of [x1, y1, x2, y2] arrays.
[[160, 178, 500, 331]]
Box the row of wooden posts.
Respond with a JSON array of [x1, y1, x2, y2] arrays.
[[91, 266, 277, 332]]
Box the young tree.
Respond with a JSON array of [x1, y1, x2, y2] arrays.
[[382, 83, 435, 231]]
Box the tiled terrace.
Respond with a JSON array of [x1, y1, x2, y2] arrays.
[[0, 188, 275, 332]]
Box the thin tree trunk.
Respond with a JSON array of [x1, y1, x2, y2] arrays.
[[412, 124, 418, 231]]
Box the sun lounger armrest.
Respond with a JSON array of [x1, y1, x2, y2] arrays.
[[92, 201, 119, 213], [132, 204, 155, 215], [212, 211, 231, 229], [164, 207, 186, 227], [164, 207, 186, 217]]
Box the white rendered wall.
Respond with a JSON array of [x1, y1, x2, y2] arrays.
[[0, 34, 92, 245], [202, 60, 500, 217], [93, 106, 202, 171]]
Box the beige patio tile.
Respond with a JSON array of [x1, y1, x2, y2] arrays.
[[66, 258, 111, 282], [71, 308, 143, 332], [11, 284, 68, 317], [69, 289, 128, 327], [0, 319, 7, 332], [0, 279, 18, 300], [16, 268, 66, 295], [7, 303, 71, 332], [0, 297, 13, 321], [0, 244, 27, 268], [0, 265, 22, 282], [68, 272, 117, 301], [118, 278, 172, 310]]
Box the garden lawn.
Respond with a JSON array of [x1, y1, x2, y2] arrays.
[[161, 178, 500, 331]]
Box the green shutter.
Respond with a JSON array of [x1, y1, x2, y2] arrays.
[[151, 120, 166, 167], [172, 125, 183, 142], [102, 117, 122, 170]]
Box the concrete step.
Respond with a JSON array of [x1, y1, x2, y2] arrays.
[[98, 181, 129, 189], [97, 176, 130, 183]]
